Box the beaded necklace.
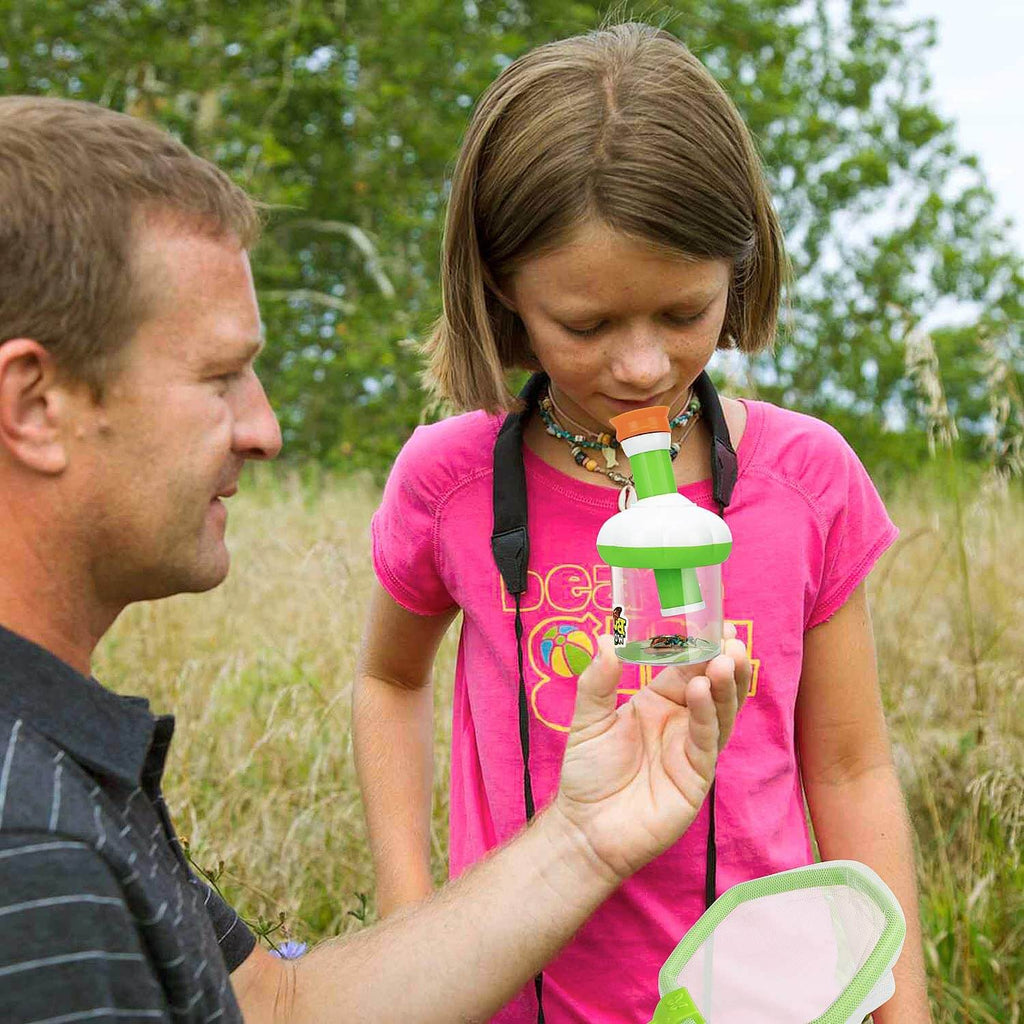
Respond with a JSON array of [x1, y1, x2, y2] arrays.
[[538, 388, 701, 498]]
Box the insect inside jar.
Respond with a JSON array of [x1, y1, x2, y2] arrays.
[[648, 635, 702, 650]]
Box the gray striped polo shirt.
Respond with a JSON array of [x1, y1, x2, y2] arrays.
[[0, 623, 256, 1023]]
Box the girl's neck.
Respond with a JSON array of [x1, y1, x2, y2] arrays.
[[546, 382, 693, 437], [524, 401, 743, 492]]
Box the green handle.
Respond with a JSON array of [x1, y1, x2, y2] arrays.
[[648, 988, 707, 1024], [653, 566, 704, 612], [630, 447, 677, 499]]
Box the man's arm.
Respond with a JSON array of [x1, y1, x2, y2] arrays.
[[797, 584, 933, 1024], [0, 834, 169, 1023], [233, 630, 749, 1023]]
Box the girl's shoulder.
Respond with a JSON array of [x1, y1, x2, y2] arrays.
[[746, 399, 853, 450], [741, 399, 874, 499], [387, 409, 504, 509]]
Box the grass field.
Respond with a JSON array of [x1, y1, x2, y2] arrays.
[[94, 467, 1022, 1022]]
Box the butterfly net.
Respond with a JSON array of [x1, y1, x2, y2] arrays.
[[653, 862, 906, 1024]]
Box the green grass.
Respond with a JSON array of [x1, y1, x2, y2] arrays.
[[94, 467, 1022, 1021]]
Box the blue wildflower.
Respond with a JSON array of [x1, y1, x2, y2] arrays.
[[270, 939, 308, 960]]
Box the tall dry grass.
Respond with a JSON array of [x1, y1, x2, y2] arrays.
[[94, 466, 1022, 1021]]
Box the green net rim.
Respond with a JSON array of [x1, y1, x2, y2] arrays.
[[658, 861, 906, 1024]]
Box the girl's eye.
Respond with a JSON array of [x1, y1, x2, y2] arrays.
[[562, 309, 708, 336], [563, 321, 606, 338], [665, 309, 708, 327]]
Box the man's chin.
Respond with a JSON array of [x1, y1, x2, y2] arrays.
[[180, 551, 231, 594], [129, 550, 231, 602], [180, 564, 230, 595]]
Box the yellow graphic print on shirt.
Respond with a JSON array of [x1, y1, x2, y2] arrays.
[[500, 563, 760, 734]]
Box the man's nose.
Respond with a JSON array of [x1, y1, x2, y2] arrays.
[[235, 372, 283, 461]]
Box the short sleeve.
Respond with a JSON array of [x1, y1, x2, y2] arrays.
[[0, 833, 169, 1022], [806, 436, 898, 630], [188, 872, 256, 973], [371, 425, 458, 616]]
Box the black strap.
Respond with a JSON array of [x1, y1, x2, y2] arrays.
[[690, 370, 735, 909], [491, 372, 548, 827], [692, 370, 738, 515], [491, 372, 548, 1023], [491, 371, 548, 597], [491, 370, 734, 1018]]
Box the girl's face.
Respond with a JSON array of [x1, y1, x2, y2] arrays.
[[505, 220, 731, 429]]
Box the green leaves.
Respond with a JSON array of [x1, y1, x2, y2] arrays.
[[2, 0, 1019, 475]]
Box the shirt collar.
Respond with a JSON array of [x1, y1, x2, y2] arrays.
[[0, 623, 171, 789]]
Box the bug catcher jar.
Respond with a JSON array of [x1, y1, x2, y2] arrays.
[[597, 407, 732, 667]]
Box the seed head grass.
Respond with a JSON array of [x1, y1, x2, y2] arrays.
[[94, 467, 1022, 1020]]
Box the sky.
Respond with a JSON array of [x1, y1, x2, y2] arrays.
[[899, 0, 1024, 253]]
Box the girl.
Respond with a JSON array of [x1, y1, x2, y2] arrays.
[[354, 23, 930, 1024]]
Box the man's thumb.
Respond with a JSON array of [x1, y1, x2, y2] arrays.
[[569, 635, 622, 737]]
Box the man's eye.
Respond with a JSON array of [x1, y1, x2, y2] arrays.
[[210, 371, 241, 391]]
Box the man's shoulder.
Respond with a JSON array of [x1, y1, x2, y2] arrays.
[[0, 829, 135, 954], [0, 828, 123, 892], [0, 710, 116, 840], [0, 711, 251, 1017]]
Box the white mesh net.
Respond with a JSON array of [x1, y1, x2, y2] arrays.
[[653, 862, 906, 1024]]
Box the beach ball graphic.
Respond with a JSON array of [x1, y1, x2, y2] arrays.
[[540, 625, 594, 678]]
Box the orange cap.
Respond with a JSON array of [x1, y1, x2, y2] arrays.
[[610, 406, 671, 442]]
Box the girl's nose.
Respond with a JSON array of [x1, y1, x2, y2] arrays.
[[609, 328, 671, 393]]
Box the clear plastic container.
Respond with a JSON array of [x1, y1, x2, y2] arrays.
[[611, 563, 723, 666]]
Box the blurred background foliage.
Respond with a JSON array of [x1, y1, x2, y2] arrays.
[[1, 0, 1020, 481]]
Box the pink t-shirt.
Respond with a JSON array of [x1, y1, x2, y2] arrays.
[[371, 399, 898, 1023]]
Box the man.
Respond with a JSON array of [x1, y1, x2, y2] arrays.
[[0, 97, 749, 1023]]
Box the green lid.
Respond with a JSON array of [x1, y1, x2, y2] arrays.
[[596, 540, 732, 569], [596, 493, 733, 569]]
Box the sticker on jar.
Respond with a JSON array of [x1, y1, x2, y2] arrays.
[[612, 605, 628, 646]]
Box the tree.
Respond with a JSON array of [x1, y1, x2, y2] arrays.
[[2, 0, 1019, 473]]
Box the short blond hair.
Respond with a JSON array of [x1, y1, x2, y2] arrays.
[[426, 23, 787, 413], [0, 97, 261, 390]]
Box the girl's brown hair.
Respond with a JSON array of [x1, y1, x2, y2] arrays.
[[426, 22, 786, 412]]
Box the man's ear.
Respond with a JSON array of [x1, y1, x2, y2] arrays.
[[0, 339, 73, 474]]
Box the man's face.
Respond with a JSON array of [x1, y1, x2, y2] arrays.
[[70, 220, 282, 606]]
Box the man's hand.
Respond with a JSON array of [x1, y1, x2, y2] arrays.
[[233, 624, 749, 1024], [554, 623, 750, 883]]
